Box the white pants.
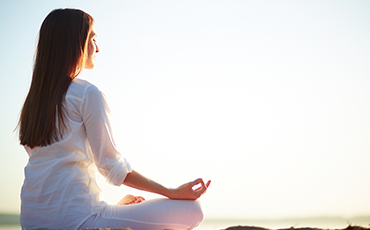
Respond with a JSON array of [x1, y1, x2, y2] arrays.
[[79, 199, 204, 230]]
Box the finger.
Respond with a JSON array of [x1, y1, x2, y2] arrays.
[[195, 180, 211, 195], [194, 180, 207, 194], [194, 182, 206, 191], [200, 180, 211, 195], [191, 178, 205, 191], [189, 178, 203, 187]]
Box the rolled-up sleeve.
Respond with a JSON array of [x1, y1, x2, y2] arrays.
[[81, 85, 132, 186]]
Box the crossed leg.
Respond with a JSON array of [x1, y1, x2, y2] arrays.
[[79, 198, 204, 230]]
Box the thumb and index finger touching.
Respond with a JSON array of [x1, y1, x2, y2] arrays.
[[191, 178, 211, 194]]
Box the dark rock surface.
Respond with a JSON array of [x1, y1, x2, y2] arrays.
[[224, 225, 370, 230]]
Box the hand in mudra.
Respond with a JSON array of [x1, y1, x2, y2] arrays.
[[170, 178, 211, 200], [117, 194, 145, 205]]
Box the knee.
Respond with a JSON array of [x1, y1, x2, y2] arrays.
[[194, 200, 204, 220], [187, 200, 205, 227]]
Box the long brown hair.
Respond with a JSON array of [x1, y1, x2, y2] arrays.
[[19, 9, 94, 148]]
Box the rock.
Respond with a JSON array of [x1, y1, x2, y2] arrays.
[[224, 226, 370, 230]]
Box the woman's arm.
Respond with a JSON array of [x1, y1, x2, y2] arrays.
[[123, 170, 210, 200]]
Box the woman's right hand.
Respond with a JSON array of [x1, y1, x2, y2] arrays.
[[168, 178, 211, 200], [123, 170, 210, 201]]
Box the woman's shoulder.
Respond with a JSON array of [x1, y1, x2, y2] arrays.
[[68, 78, 101, 98], [71, 77, 96, 89]]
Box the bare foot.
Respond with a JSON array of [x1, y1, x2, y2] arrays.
[[117, 195, 145, 205]]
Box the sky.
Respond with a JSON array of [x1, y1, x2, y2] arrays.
[[0, 0, 370, 221]]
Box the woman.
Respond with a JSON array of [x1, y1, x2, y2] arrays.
[[18, 8, 210, 230]]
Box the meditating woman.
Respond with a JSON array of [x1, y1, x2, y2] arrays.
[[18, 8, 210, 230]]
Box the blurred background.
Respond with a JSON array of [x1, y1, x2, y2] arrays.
[[0, 0, 369, 229]]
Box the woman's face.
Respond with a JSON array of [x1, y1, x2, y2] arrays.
[[84, 25, 99, 69]]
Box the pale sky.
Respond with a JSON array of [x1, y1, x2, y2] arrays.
[[0, 0, 369, 221]]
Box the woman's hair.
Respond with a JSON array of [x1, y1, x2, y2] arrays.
[[19, 8, 94, 148]]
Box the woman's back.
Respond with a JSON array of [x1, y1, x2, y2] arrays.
[[20, 78, 131, 229]]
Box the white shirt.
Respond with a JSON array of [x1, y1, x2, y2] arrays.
[[20, 78, 132, 230]]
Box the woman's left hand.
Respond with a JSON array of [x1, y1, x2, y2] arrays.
[[117, 194, 145, 205]]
